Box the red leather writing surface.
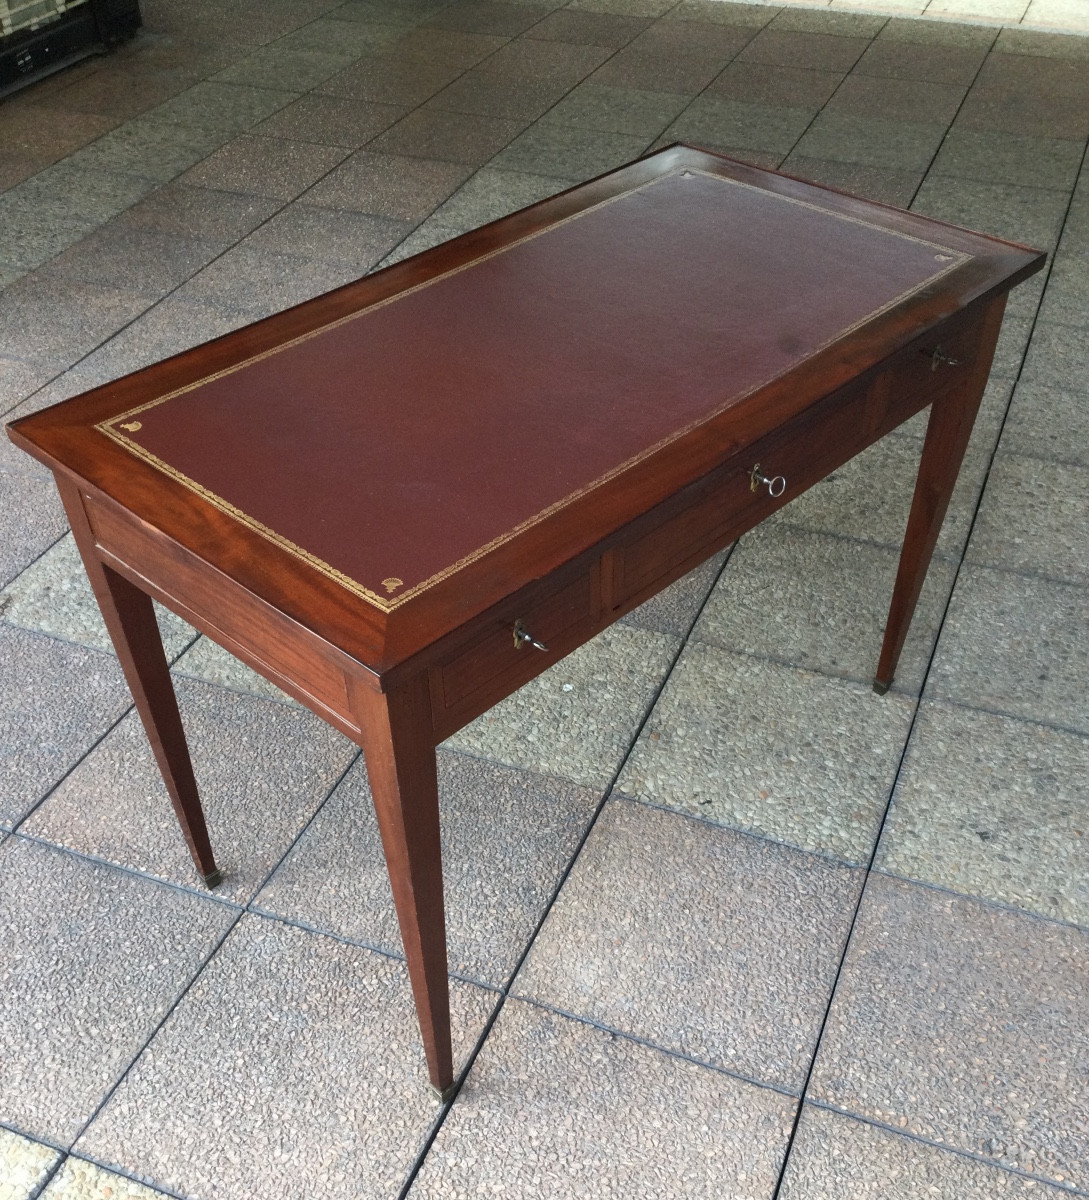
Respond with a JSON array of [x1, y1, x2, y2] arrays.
[[102, 169, 966, 609]]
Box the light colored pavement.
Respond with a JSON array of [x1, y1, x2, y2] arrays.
[[1, 0, 1087, 1197]]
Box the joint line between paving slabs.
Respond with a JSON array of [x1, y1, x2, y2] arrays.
[[395, 541, 743, 1200], [769, 125, 1089, 1200]]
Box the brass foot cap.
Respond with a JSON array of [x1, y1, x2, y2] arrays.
[[872, 679, 891, 696], [202, 868, 224, 889], [430, 1082, 457, 1104]]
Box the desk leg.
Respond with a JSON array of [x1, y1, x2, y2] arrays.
[[875, 296, 1006, 694], [352, 674, 453, 1100], [56, 479, 221, 887]]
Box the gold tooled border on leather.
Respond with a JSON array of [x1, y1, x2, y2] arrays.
[[97, 168, 971, 613]]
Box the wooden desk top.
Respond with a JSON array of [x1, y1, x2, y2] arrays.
[[8, 145, 1044, 672]]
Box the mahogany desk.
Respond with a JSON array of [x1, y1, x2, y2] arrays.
[[7, 145, 1044, 1099]]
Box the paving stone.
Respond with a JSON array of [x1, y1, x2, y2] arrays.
[[0, 204, 93, 273], [567, 0, 678, 16], [617, 641, 913, 862], [516, 798, 862, 1090], [767, 428, 990, 559], [423, 69, 573, 121], [1019, 320, 1089, 394], [0, 471, 67, 590], [178, 134, 352, 199], [447, 623, 678, 789], [369, 107, 527, 165], [256, 749, 598, 987], [0, 357, 52, 418], [424, 0, 556, 37], [1037, 251, 1089, 330], [912, 176, 1070, 249], [779, 1104, 1072, 1199], [995, 26, 1089, 57], [967, 452, 1089, 584], [619, 550, 726, 638], [810, 873, 1089, 1191], [930, 128, 1084, 191], [170, 633, 299, 705], [926, 565, 1089, 733], [239, 203, 412, 268], [378, 218, 464, 265], [663, 95, 815, 157], [955, 83, 1089, 142], [0, 534, 194, 658], [878, 700, 1089, 927], [430, 165, 573, 231], [5, 162, 158, 227], [769, 8, 888, 35], [251, 92, 406, 146], [778, 155, 922, 207], [877, 17, 1001, 48], [522, 8, 652, 46], [0, 1128, 60, 1200], [852, 36, 990, 84], [108, 182, 281, 246], [39, 1157, 171, 1200], [70, 113, 228, 183], [664, 0, 779, 27], [695, 523, 956, 694], [147, 81, 301, 134], [212, 45, 361, 92], [793, 112, 949, 173], [0, 836, 234, 1146], [589, 24, 754, 95], [474, 31, 612, 82], [411, 998, 796, 1199], [76, 915, 496, 1200], [490, 121, 649, 179], [708, 61, 845, 108], [539, 81, 690, 137], [23, 675, 357, 903], [825, 73, 967, 124], [305, 151, 473, 219], [1001, 381, 1089, 467], [318, 54, 466, 106], [386, 25, 511, 66], [737, 29, 872, 72]]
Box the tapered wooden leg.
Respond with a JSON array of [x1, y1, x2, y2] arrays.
[[56, 479, 221, 887], [874, 296, 1007, 693], [351, 672, 453, 1099]]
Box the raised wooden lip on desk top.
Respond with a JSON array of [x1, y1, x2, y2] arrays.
[[7, 145, 1045, 676]]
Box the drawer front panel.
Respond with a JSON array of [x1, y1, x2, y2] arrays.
[[435, 568, 598, 728]]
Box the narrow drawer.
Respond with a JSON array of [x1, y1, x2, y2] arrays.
[[434, 567, 598, 729]]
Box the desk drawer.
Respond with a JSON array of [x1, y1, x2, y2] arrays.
[[433, 566, 599, 731], [609, 313, 982, 612]]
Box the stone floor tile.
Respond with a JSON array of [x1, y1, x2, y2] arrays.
[[0, 205, 93, 274], [475, 32, 612, 83], [810, 873, 1089, 1191], [708, 60, 845, 108], [695, 524, 956, 694], [967, 452, 1089, 584], [567, 0, 678, 16], [617, 642, 913, 862], [38, 225, 221, 297], [516, 798, 862, 1090], [212, 45, 361, 92], [930, 128, 1084, 191], [0, 105, 118, 163], [170, 633, 298, 705], [318, 54, 466, 106], [878, 700, 1089, 926], [411, 998, 796, 1200], [737, 29, 871, 72], [777, 155, 922, 207], [0, 836, 234, 1146], [0, 276, 153, 373], [67, 113, 228, 184], [369, 106, 527, 165], [926, 565, 1089, 733], [76, 915, 495, 1200], [251, 92, 406, 147], [619, 551, 726, 638], [588, 29, 754, 96], [108, 182, 282, 247], [0, 473, 68, 590], [490, 121, 649, 179], [769, 8, 889, 35], [23, 676, 356, 903], [911, 176, 1070, 249], [664, 0, 779, 27], [239, 203, 413, 268], [446, 623, 678, 789], [1037, 252, 1089, 330], [378, 218, 465, 266], [256, 749, 598, 987], [274, 15, 407, 56], [1018, 320, 1089, 395], [767, 428, 988, 559], [39, 1157, 171, 1200], [1001, 382, 1089, 467], [0, 534, 194, 659], [779, 1104, 1072, 1199], [0, 1127, 60, 1200], [423, 69, 573, 122], [178, 133, 352, 199], [304, 151, 473, 219], [0, 358, 53, 418], [852, 37, 990, 85], [425, 0, 556, 37], [42, 66, 193, 123], [387, 26, 511, 67], [825, 73, 967, 124], [539, 81, 690, 137], [792, 112, 949, 172], [173, 244, 360, 318], [430, 165, 574, 230], [995, 26, 1089, 56], [878, 16, 1000, 46], [148, 81, 301, 134], [523, 8, 652, 46], [11, 161, 159, 226], [663, 95, 815, 158]]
